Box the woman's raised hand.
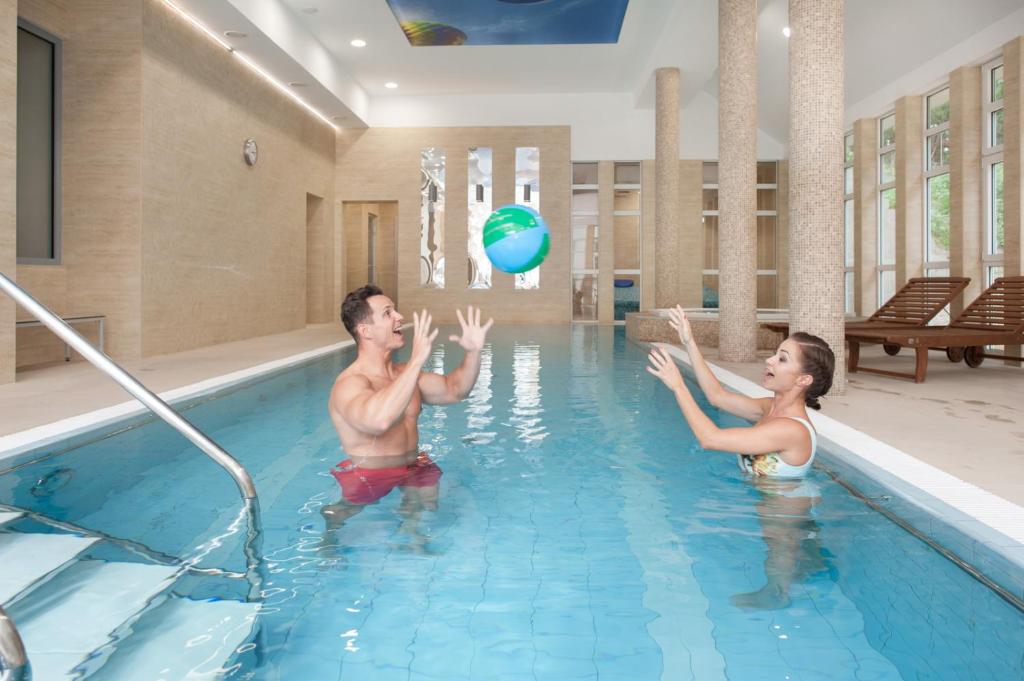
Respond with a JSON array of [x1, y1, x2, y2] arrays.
[[646, 345, 685, 392], [667, 305, 692, 346]]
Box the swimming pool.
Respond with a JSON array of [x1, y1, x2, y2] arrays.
[[1, 326, 1022, 680]]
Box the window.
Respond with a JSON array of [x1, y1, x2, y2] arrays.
[[877, 113, 896, 305], [613, 161, 641, 321], [571, 163, 598, 321], [844, 132, 855, 314], [924, 88, 950, 285], [468, 147, 492, 289], [17, 20, 61, 264], [515, 147, 541, 290], [983, 59, 1004, 287]]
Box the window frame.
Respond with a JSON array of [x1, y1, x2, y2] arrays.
[[982, 58, 1004, 283], [843, 130, 855, 315], [570, 161, 601, 323], [983, 57, 1004, 155], [16, 18, 62, 266], [612, 161, 642, 324]]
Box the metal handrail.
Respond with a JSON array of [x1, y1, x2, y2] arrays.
[[0, 271, 256, 500], [0, 606, 28, 681]]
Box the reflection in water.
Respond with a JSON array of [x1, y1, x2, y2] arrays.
[[463, 346, 495, 446], [731, 478, 831, 610], [510, 342, 547, 445]]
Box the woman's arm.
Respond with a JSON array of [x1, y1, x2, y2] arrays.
[[667, 306, 767, 422], [647, 347, 803, 456]]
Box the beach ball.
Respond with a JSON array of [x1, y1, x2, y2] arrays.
[[483, 204, 551, 274]]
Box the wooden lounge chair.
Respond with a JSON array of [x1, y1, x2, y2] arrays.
[[763, 276, 970, 355], [847, 276, 1024, 383]]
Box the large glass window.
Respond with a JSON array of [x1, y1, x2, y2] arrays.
[[983, 58, 1004, 286], [877, 113, 896, 305], [613, 161, 641, 321], [924, 88, 950, 273], [844, 131, 855, 314], [515, 147, 541, 290], [17, 21, 61, 264], [420, 148, 445, 288], [468, 147, 492, 289], [571, 163, 598, 321]]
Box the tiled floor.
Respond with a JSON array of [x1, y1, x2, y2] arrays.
[[1, 326, 1022, 508]]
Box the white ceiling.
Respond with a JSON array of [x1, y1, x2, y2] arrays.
[[181, 0, 1024, 140]]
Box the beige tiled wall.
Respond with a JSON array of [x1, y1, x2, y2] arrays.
[[1006, 37, 1023, 280], [948, 65, 983, 315], [678, 160, 703, 308], [140, 0, 336, 357], [853, 117, 878, 316], [344, 201, 398, 303], [895, 95, 923, 286], [1, 0, 14, 383], [335, 127, 570, 324]]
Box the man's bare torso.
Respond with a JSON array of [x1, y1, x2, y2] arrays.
[[329, 361, 423, 468]]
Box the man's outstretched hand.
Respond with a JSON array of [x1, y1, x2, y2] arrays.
[[449, 305, 494, 353]]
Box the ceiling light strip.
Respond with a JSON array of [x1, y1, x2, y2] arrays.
[[162, 0, 338, 130]]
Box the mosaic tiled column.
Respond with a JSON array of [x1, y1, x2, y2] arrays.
[[717, 0, 758, 361], [0, 0, 15, 384], [948, 66, 983, 315], [655, 67, 680, 309], [853, 118, 878, 316], [788, 0, 846, 390], [895, 95, 923, 287], [1002, 37, 1023, 365]]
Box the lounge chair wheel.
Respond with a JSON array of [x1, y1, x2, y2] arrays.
[[964, 346, 985, 368], [883, 344, 901, 356], [945, 347, 964, 363]]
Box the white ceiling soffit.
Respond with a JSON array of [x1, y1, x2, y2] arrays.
[[170, 0, 369, 126]]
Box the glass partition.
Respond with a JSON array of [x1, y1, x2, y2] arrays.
[[420, 148, 445, 288]]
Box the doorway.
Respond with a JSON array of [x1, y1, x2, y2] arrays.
[[344, 201, 398, 302]]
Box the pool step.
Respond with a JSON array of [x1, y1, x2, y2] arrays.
[[87, 596, 259, 680], [0, 531, 98, 604], [8, 559, 179, 680]]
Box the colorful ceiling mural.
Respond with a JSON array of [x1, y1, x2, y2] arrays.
[[385, 0, 630, 46]]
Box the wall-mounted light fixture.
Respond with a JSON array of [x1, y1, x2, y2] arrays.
[[476, 184, 484, 202], [428, 183, 438, 203], [523, 184, 532, 203]]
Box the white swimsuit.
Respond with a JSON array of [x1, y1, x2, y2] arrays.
[[738, 416, 817, 479]]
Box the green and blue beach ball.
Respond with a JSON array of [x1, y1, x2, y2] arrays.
[[483, 204, 551, 274]]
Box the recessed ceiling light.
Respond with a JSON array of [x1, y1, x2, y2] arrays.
[[782, 26, 791, 38], [224, 30, 247, 38], [350, 38, 367, 48], [289, 81, 308, 88], [384, 81, 398, 89]]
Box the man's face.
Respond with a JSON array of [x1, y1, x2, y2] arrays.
[[360, 295, 405, 350]]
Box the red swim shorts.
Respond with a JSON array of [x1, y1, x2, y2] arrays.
[[330, 453, 442, 505]]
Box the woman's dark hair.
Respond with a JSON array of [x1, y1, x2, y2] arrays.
[[340, 284, 384, 340], [790, 332, 835, 410]]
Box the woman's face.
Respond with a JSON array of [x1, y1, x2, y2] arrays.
[[763, 339, 811, 393]]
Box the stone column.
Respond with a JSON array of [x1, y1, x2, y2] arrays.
[[655, 67, 680, 308], [948, 66, 983, 315], [717, 0, 758, 361], [0, 0, 15, 384], [1002, 37, 1023, 365], [895, 95, 923, 286], [678, 160, 704, 307], [788, 0, 845, 390]]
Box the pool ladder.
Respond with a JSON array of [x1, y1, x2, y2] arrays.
[[0, 271, 263, 681]]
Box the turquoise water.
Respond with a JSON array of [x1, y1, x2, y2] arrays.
[[2, 326, 1023, 680]]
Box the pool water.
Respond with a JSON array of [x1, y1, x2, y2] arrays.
[[2, 326, 1022, 680]]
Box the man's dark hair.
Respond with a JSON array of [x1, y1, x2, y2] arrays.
[[341, 284, 384, 341]]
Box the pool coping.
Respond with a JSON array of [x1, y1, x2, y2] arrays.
[[0, 338, 356, 464], [655, 341, 1024, 598]]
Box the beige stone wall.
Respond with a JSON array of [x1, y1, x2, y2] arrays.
[[655, 68, 680, 308], [641, 159, 656, 310], [1006, 37, 1023, 279], [344, 201, 397, 303], [140, 0, 335, 356], [597, 161, 614, 322], [948, 66, 983, 315], [853, 117, 878, 316], [335, 126, 570, 324], [678, 160, 703, 308], [0, 0, 14, 382]]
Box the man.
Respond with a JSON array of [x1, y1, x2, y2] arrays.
[[321, 284, 493, 534]]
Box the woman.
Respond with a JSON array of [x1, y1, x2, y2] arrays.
[[646, 306, 835, 478]]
